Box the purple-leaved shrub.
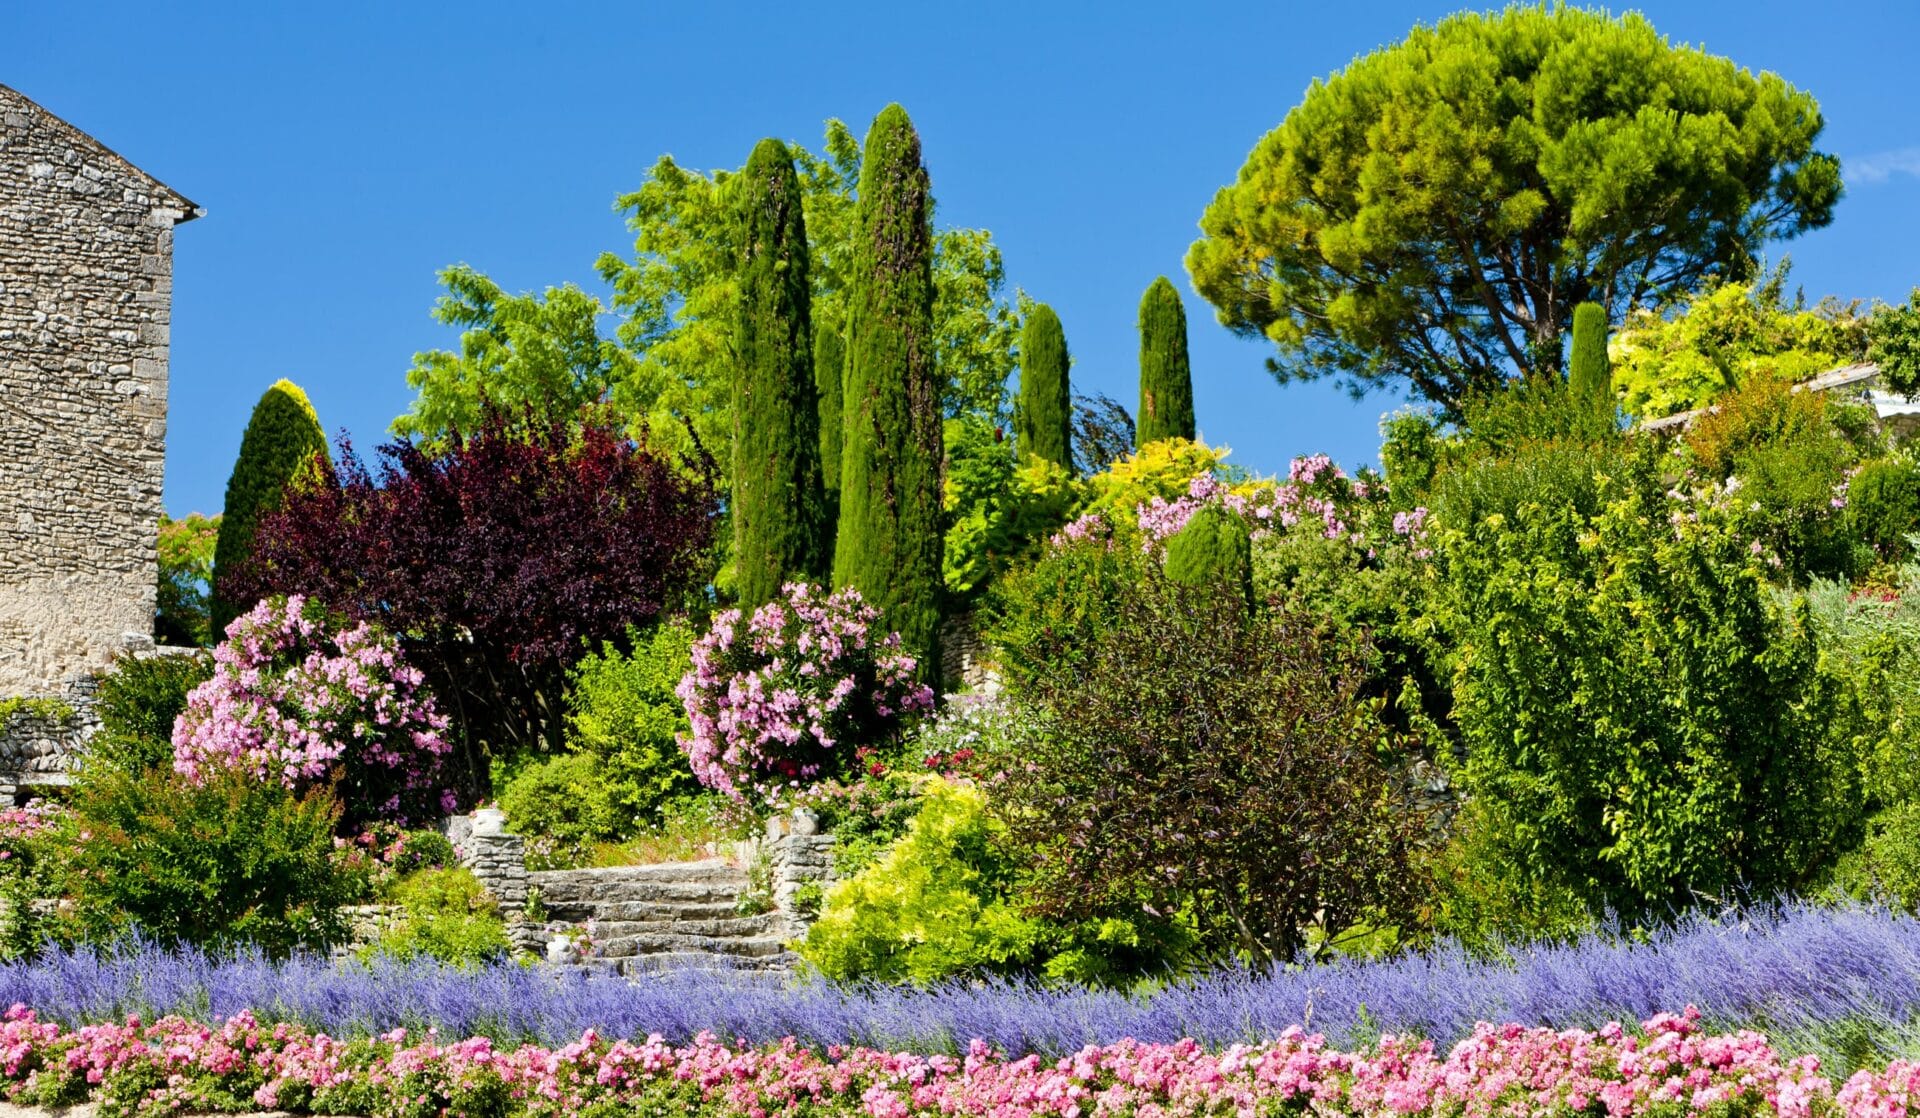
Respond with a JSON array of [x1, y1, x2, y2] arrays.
[[172, 595, 455, 827], [678, 583, 933, 804]]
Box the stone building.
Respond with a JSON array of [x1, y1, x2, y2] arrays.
[[0, 84, 198, 783]]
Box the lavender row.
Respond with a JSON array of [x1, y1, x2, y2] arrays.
[[1, 900, 1914, 1056]]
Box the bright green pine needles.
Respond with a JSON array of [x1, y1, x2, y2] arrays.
[[833, 104, 944, 681], [1568, 302, 1612, 414], [732, 138, 830, 608], [1137, 276, 1195, 447], [1016, 303, 1072, 469], [212, 379, 328, 636]]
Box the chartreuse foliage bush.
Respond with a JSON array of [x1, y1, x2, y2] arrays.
[[564, 622, 700, 826], [212, 379, 328, 634], [1612, 268, 1868, 419], [369, 867, 509, 965], [801, 780, 1044, 984], [1432, 441, 1864, 922], [155, 512, 220, 647], [801, 775, 1193, 987]]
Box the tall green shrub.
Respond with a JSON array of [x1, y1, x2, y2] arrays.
[[833, 104, 944, 679], [1568, 301, 1611, 412], [211, 380, 328, 636], [733, 138, 830, 608], [1137, 277, 1195, 446], [1432, 443, 1862, 921], [1017, 304, 1071, 468], [1164, 506, 1251, 607], [815, 310, 846, 496]]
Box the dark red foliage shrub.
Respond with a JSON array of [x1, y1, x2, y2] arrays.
[[228, 413, 719, 784], [992, 573, 1433, 968]]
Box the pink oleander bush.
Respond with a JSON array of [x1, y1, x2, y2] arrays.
[[172, 595, 456, 828], [0, 1003, 1915, 1118], [678, 583, 934, 804]]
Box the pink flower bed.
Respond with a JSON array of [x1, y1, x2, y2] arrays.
[[2, 1004, 1917, 1118]]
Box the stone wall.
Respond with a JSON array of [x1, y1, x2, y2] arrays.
[[0, 83, 198, 698]]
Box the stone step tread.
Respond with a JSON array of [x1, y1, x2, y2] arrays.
[[585, 915, 777, 939], [529, 858, 744, 884], [599, 933, 790, 959], [543, 899, 744, 923], [530, 879, 747, 905], [619, 950, 800, 974]]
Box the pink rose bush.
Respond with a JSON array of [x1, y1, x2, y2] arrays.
[[0, 1003, 1914, 1118], [173, 595, 456, 827], [678, 583, 934, 804]]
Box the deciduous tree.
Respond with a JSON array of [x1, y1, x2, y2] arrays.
[[234, 414, 719, 775]]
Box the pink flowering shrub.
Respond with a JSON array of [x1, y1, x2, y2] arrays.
[[0, 1002, 1913, 1118], [173, 595, 456, 827], [678, 583, 934, 804]]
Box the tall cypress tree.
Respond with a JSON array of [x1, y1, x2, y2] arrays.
[[211, 379, 330, 636], [1568, 301, 1612, 413], [1017, 303, 1072, 468], [732, 138, 830, 609], [814, 309, 846, 496], [833, 104, 944, 682], [1137, 276, 1196, 446]]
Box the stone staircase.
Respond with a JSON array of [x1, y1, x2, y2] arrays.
[[528, 859, 798, 974]]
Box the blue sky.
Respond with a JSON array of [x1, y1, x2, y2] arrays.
[[6, 2, 1919, 517]]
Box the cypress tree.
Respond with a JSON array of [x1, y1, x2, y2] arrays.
[[1568, 301, 1612, 414], [1164, 505, 1252, 609], [814, 309, 846, 496], [1017, 303, 1072, 469], [1138, 276, 1195, 446], [833, 104, 944, 682], [211, 379, 329, 636], [732, 138, 830, 609]]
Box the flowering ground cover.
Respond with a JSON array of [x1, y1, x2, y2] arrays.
[[4, 900, 1920, 1072], [4, 1002, 1920, 1118]]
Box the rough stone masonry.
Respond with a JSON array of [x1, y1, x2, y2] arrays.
[[0, 85, 198, 780]]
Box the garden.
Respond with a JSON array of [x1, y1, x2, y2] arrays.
[[19, 5, 1920, 1116]]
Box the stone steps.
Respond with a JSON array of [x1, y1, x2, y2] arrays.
[[530, 859, 791, 973]]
